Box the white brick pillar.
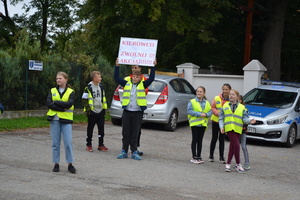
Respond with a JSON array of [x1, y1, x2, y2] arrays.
[[243, 59, 267, 95], [176, 63, 200, 85]]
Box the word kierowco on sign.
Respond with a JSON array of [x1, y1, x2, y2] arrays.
[[118, 37, 158, 67]]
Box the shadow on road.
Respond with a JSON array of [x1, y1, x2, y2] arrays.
[[246, 138, 300, 148]]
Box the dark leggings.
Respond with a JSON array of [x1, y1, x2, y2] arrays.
[[226, 131, 241, 164], [191, 126, 206, 159], [209, 121, 225, 159]]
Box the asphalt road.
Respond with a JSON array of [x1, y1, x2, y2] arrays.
[[0, 122, 299, 200]]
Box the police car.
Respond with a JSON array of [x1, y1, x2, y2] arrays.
[[244, 80, 300, 147]]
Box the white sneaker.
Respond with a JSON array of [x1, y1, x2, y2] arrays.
[[235, 164, 245, 173], [190, 159, 200, 164], [244, 164, 251, 171], [225, 164, 231, 172]]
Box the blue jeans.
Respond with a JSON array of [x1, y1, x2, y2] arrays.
[[50, 120, 74, 164], [240, 133, 250, 165]]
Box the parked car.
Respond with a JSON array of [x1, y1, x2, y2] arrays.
[[244, 80, 300, 147], [109, 74, 196, 131]]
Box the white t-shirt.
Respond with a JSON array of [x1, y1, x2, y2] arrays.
[[90, 82, 103, 113]]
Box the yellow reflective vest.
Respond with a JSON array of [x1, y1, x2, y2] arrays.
[[223, 102, 245, 134], [211, 95, 223, 122], [83, 85, 107, 112], [188, 99, 211, 127], [122, 81, 147, 106], [47, 87, 74, 120]]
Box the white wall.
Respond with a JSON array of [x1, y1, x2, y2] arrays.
[[191, 74, 243, 103], [177, 60, 267, 103]]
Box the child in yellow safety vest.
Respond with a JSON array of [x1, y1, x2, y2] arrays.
[[82, 71, 108, 152], [114, 59, 156, 160], [238, 95, 251, 170], [187, 86, 212, 164], [124, 65, 148, 156], [46, 72, 76, 174], [209, 83, 231, 163], [219, 89, 256, 173]]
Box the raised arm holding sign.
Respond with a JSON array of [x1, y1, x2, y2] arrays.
[[118, 37, 158, 67]]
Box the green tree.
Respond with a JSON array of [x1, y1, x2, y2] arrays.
[[242, 0, 299, 81], [259, 0, 290, 81], [0, 29, 45, 110], [281, 0, 300, 82], [0, 0, 19, 48], [6, 0, 80, 51], [80, 0, 233, 69]]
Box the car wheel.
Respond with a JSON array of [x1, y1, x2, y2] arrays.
[[285, 124, 296, 147], [164, 110, 178, 131], [111, 118, 122, 126]]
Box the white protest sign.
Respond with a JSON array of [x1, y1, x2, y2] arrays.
[[118, 37, 158, 67]]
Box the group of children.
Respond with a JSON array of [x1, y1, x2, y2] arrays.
[[46, 61, 254, 174], [187, 84, 256, 173], [81, 58, 156, 161], [46, 60, 156, 173]]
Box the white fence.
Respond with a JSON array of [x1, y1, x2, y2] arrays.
[[176, 59, 267, 102]]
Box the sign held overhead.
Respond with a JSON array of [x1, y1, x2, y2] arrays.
[[118, 37, 158, 67]]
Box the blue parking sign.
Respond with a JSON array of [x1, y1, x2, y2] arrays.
[[29, 60, 43, 71]]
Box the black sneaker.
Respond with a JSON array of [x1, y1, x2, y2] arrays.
[[53, 164, 59, 172], [197, 157, 204, 164], [219, 158, 226, 164], [68, 164, 76, 174]]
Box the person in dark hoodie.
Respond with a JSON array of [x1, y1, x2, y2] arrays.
[[114, 58, 156, 160], [46, 71, 76, 174], [0, 102, 4, 114], [82, 71, 108, 152]]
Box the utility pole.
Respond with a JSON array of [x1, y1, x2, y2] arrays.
[[243, 0, 254, 66]]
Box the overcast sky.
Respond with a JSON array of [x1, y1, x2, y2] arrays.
[[0, 0, 32, 16]]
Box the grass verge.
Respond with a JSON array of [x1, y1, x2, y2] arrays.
[[0, 114, 111, 132]]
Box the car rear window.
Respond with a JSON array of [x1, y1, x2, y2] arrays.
[[244, 88, 297, 108], [148, 80, 166, 92]]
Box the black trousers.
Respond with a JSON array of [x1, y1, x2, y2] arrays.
[[86, 109, 105, 146], [121, 110, 143, 153], [191, 126, 206, 159], [137, 111, 144, 148], [209, 121, 225, 159]]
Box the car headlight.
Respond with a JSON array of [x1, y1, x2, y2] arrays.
[[267, 115, 288, 125]]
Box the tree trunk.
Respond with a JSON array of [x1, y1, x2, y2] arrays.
[[260, 0, 289, 81]]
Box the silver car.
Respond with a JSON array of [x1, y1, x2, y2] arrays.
[[109, 74, 195, 131], [244, 81, 300, 147]]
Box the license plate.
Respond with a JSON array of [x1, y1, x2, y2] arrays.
[[247, 127, 256, 133]]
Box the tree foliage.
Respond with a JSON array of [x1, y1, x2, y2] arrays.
[[3, 0, 80, 51], [80, 0, 233, 69], [1, 0, 300, 112]]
